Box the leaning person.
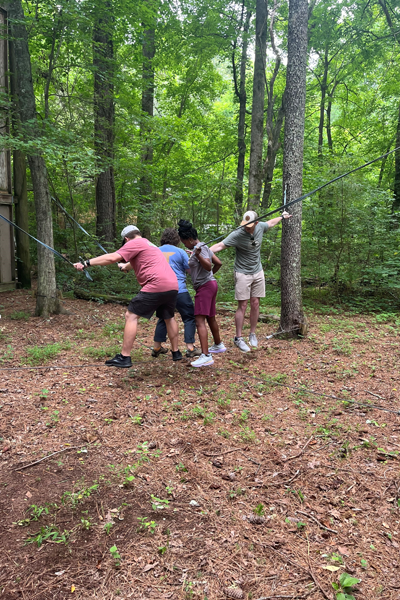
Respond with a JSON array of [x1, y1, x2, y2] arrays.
[[152, 228, 201, 359], [73, 225, 182, 367], [178, 219, 226, 367], [209, 210, 291, 352]]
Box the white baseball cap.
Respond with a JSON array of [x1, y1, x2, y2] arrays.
[[240, 210, 258, 227], [121, 225, 140, 239]]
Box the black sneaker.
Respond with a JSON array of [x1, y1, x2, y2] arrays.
[[105, 353, 132, 368], [151, 346, 169, 358], [171, 350, 183, 361]]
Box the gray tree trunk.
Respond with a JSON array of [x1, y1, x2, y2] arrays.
[[8, 0, 60, 315], [93, 0, 116, 243], [247, 0, 268, 210], [317, 47, 328, 158], [9, 36, 30, 288], [280, 0, 308, 335], [138, 3, 155, 239], [233, 8, 252, 221]]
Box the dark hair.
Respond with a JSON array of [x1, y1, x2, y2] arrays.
[[160, 228, 180, 246], [125, 229, 141, 240], [178, 219, 198, 240]]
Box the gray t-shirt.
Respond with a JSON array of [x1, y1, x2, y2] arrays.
[[222, 222, 269, 274], [188, 244, 216, 290]]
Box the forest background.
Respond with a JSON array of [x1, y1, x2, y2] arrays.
[[3, 0, 400, 316]]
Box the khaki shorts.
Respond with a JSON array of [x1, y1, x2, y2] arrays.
[[234, 270, 265, 301]]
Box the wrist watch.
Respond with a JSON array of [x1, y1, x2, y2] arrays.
[[85, 259, 91, 268]]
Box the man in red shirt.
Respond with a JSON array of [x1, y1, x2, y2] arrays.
[[73, 226, 182, 367]]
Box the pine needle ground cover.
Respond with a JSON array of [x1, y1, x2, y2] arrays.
[[0, 290, 400, 599]]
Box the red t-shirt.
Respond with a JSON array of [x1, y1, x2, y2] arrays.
[[117, 237, 178, 293]]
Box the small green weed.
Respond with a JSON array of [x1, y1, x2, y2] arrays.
[[150, 495, 169, 510], [25, 525, 69, 548], [61, 484, 99, 508], [0, 345, 13, 363], [218, 428, 230, 438], [332, 572, 361, 600], [10, 310, 30, 321], [109, 545, 121, 567], [229, 487, 245, 499], [137, 517, 157, 534], [253, 503, 265, 516], [84, 345, 120, 359], [240, 426, 257, 443], [104, 522, 114, 535]]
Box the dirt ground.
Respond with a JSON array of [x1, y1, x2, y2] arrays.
[[1, 289, 400, 600]]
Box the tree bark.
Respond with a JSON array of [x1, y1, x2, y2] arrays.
[[317, 46, 328, 158], [394, 101, 400, 213], [8, 0, 60, 315], [247, 0, 268, 210], [261, 3, 285, 210], [137, 3, 156, 239], [233, 7, 252, 221], [93, 0, 116, 244], [9, 36, 30, 288], [280, 0, 308, 336]]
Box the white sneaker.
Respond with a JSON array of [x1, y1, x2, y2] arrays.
[[208, 342, 227, 354], [191, 353, 214, 367], [234, 337, 250, 353], [249, 333, 258, 347]]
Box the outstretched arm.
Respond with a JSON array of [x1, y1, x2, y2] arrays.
[[266, 211, 292, 228], [73, 252, 123, 271], [209, 241, 227, 253]]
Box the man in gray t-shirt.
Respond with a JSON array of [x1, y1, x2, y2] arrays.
[[210, 209, 291, 352]]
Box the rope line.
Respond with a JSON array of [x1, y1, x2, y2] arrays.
[[0, 212, 93, 282], [205, 145, 400, 246], [51, 196, 107, 254]]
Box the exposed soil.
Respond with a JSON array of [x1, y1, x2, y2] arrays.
[[1, 289, 400, 600]]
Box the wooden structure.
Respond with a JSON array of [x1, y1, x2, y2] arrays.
[[0, 7, 15, 291]]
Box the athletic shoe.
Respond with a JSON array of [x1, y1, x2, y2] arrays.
[[105, 353, 132, 368], [171, 350, 183, 361], [151, 346, 169, 358], [234, 336, 250, 353], [208, 342, 227, 354], [191, 353, 214, 367], [186, 347, 202, 358], [249, 333, 258, 348]]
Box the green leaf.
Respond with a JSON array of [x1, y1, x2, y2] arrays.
[[339, 573, 361, 588]]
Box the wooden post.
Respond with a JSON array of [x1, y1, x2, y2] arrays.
[[0, 6, 15, 291]]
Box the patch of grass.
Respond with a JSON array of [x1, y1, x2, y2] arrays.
[[103, 321, 125, 337], [84, 345, 120, 359], [0, 344, 13, 363], [10, 310, 30, 321], [24, 341, 71, 365]]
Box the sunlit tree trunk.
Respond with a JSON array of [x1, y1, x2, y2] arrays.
[[248, 0, 268, 210], [8, 0, 60, 315], [394, 102, 400, 214], [93, 0, 116, 243], [280, 0, 308, 336]]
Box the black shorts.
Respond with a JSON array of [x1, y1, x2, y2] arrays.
[[127, 290, 178, 320]]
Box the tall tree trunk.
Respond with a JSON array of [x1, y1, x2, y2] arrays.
[[8, 0, 60, 316], [9, 36, 30, 288], [93, 0, 116, 244], [317, 47, 328, 158], [247, 0, 268, 210], [261, 4, 285, 210], [280, 0, 308, 336], [138, 4, 155, 239], [233, 7, 252, 222], [394, 101, 400, 213]]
